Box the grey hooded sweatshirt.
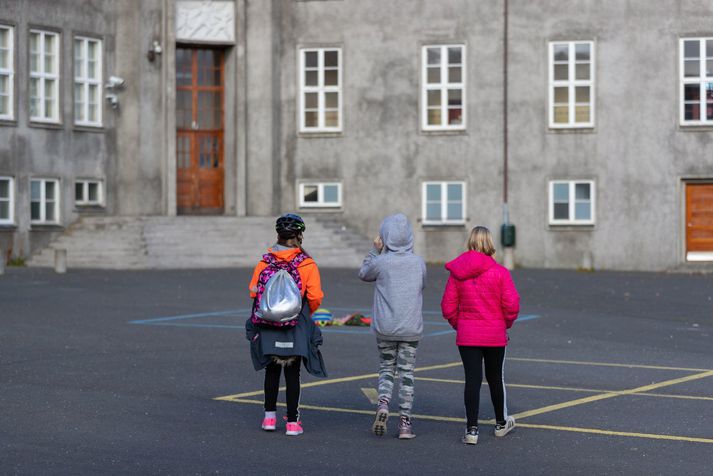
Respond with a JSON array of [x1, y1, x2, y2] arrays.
[[358, 214, 426, 341]]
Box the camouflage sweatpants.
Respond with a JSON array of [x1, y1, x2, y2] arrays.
[[376, 339, 419, 417]]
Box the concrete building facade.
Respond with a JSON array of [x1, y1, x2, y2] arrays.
[[1, 0, 712, 271]]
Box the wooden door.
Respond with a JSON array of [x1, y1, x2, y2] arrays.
[[686, 183, 713, 256], [176, 48, 224, 214]]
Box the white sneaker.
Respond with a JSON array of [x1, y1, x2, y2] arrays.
[[494, 416, 515, 437], [462, 426, 479, 445]]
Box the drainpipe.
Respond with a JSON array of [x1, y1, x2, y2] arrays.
[[501, 0, 516, 270]]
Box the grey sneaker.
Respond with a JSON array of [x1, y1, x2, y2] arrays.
[[398, 416, 416, 439], [372, 401, 389, 436], [462, 426, 479, 445], [494, 416, 515, 437]]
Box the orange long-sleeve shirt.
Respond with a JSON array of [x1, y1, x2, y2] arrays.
[[249, 247, 324, 313]]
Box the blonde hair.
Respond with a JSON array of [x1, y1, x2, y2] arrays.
[[467, 226, 496, 256]]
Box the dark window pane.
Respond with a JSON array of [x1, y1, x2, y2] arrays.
[[305, 51, 318, 68], [575, 43, 590, 61], [427, 67, 440, 84], [575, 63, 590, 80], [31, 202, 41, 220], [88, 183, 99, 202], [554, 203, 569, 220], [325, 92, 338, 108], [685, 103, 699, 120], [324, 110, 338, 127], [448, 47, 462, 65], [553, 44, 568, 61], [684, 40, 700, 58], [448, 89, 462, 106], [0, 180, 8, 198], [448, 67, 462, 83], [45, 203, 55, 221], [447, 203, 463, 220], [448, 108, 463, 125], [427, 108, 441, 125], [305, 70, 318, 86], [324, 69, 338, 86], [304, 111, 318, 127], [685, 83, 700, 101], [324, 50, 338, 67], [0, 201, 8, 219], [554, 64, 568, 80], [426, 203, 441, 221], [575, 183, 590, 200], [427, 47, 440, 65], [554, 87, 568, 103], [75, 183, 83, 201], [685, 60, 699, 77], [31, 181, 41, 200], [303, 185, 318, 202], [427, 90, 441, 107], [304, 93, 318, 109]]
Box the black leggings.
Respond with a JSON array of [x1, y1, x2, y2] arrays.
[[264, 359, 301, 422], [458, 346, 507, 427]]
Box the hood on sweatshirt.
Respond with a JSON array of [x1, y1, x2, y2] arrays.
[[380, 213, 414, 253], [445, 250, 497, 280]]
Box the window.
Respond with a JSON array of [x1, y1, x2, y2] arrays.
[[0, 25, 14, 120], [299, 182, 341, 208], [74, 37, 102, 126], [680, 38, 713, 125], [549, 41, 594, 128], [299, 48, 341, 132], [29, 30, 60, 123], [422, 45, 465, 130], [0, 177, 13, 224], [30, 178, 59, 224], [75, 179, 103, 206], [549, 180, 595, 225], [422, 181, 466, 224]]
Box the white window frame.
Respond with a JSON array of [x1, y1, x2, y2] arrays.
[[74, 36, 102, 127], [548, 41, 595, 129], [0, 176, 14, 225], [421, 44, 466, 131], [421, 181, 467, 225], [298, 182, 342, 208], [30, 178, 60, 224], [680, 37, 713, 126], [29, 29, 60, 123], [74, 179, 104, 206], [0, 25, 15, 121], [548, 180, 596, 225], [299, 47, 342, 133]]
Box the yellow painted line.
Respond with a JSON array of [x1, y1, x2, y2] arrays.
[[360, 388, 379, 405], [507, 357, 711, 372], [511, 370, 713, 420], [216, 361, 463, 400], [517, 423, 713, 444], [223, 398, 713, 444], [415, 377, 713, 401]]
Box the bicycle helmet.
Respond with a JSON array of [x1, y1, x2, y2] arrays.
[[276, 213, 306, 236]]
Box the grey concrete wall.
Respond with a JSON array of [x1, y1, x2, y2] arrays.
[[508, 0, 713, 271], [274, 0, 506, 263], [0, 0, 118, 257]]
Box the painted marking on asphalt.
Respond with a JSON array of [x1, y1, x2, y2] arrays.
[[360, 388, 379, 404], [415, 377, 713, 401], [215, 361, 463, 400], [507, 357, 710, 372], [222, 398, 713, 445], [510, 370, 713, 420]]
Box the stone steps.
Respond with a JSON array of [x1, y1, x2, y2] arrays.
[[27, 215, 371, 269]]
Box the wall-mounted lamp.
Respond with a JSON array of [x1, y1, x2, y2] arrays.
[[105, 75, 126, 109], [147, 40, 163, 62]]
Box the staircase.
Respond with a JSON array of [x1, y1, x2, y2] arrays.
[[27, 215, 372, 269]]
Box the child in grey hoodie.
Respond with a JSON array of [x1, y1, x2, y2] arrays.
[[358, 213, 426, 439]]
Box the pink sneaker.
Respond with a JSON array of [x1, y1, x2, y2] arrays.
[[261, 417, 277, 431], [285, 420, 303, 436]]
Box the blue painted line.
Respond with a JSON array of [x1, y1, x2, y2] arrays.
[[129, 308, 251, 325]]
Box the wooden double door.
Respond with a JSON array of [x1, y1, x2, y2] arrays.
[[176, 47, 225, 214], [686, 183, 713, 258]]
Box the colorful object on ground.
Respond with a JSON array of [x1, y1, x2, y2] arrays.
[[312, 308, 333, 327], [336, 313, 371, 326]]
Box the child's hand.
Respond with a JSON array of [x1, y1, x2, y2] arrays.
[[373, 236, 384, 252]]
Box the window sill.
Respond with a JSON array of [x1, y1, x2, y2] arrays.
[[74, 124, 105, 133], [0, 118, 17, 127], [548, 223, 595, 231], [0, 224, 17, 231], [421, 222, 467, 229], [547, 127, 595, 134], [297, 131, 344, 139], [28, 121, 63, 131], [298, 207, 343, 213], [75, 205, 106, 213], [420, 128, 467, 137], [678, 124, 713, 132], [30, 223, 64, 231]]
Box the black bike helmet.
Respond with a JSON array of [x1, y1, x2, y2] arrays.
[[276, 213, 306, 236]]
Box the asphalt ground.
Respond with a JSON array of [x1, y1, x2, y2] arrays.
[[1, 265, 712, 475]]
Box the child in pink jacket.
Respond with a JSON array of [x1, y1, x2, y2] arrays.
[[441, 226, 520, 445]]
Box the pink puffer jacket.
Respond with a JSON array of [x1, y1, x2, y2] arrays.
[[441, 251, 520, 347]]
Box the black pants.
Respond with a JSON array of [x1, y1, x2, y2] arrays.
[[264, 359, 301, 422], [458, 346, 507, 427]]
